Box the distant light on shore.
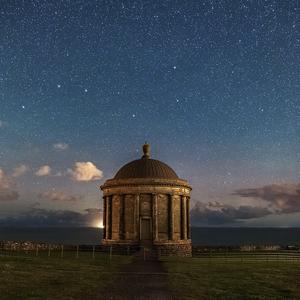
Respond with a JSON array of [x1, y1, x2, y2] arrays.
[[96, 222, 103, 228]]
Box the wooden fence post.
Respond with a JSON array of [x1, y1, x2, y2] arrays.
[[48, 244, 51, 257], [76, 245, 79, 259], [61, 245, 64, 258], [92, 246, 95, 259]]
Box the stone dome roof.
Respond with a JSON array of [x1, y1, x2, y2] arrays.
[[114, 158, 179, 180], [114, 142, 179, 180]]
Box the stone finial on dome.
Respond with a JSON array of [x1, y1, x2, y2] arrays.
[[142, 142, 151, 159]]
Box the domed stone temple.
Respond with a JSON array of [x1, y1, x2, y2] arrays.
[[100, 143, 192, 256]]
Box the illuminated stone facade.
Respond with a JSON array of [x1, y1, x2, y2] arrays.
[[100, 143, 192, 256]]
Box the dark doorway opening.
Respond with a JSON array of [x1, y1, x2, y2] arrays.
[[140, 218, 151, 248]]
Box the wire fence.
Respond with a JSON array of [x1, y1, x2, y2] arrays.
[[0, 242, 134, 260], [1, 241, 300, 263], [191, 249, 300, 263]]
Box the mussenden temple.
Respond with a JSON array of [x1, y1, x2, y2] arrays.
[[100, 142, 192, 256]]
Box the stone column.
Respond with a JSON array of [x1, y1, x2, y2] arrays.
[[106, 196, 112, 240], [169, 194, 174, 240], [134, 194, 140, 241], [119, 194, 124, 240], [187, 196, 191, 239], [181, 196, 187, 240], [152, 193, 158, 241], [102, 196, 106, 240]]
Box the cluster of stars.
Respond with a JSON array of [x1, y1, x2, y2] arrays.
[[1, 0, 300, 227]]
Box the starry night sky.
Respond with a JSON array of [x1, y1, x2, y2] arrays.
[[1, 0, 300, 227]]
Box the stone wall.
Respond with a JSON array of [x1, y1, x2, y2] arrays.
[[0, 241, 73, 251], [153, 242, 192, 256], [191, 245, 286, 253]]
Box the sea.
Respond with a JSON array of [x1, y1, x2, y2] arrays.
[[1, 227, 300, 246]]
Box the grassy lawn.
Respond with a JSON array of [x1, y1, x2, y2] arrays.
[[0, 250, 132, 300], [162, 257, 300, 300]]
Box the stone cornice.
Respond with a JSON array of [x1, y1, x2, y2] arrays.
[[100, 177, 192, 191]]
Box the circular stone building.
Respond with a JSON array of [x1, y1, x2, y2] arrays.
[[100, 143, 192, 256]]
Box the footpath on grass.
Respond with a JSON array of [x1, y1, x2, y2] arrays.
[[90, 249, 176, 300]]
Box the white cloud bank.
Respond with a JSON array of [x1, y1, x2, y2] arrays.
[[0, 165, 27, 201], [68, 162, 103, 181], [12, 165, 28, 178], [35, 165, 51, 176]]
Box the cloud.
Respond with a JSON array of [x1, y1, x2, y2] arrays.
[[53, 142, 69, 151], [0, 191, 19, 201], [35, 165, 51, 176], [233, 183, 300, 214], [38, 191, 84, 202], [0, 207, 103, 227], [0, 169, 20, 201], [190, 200, 272, 226], [208, 201, 228, 208], [191, 201, 237, 225], [27, 202, 41, 209], [84, 208, 102, 214], [12, 165, 28, 178], [68, 162, 103, 181], [0, 120, 3, 128], [0, 169, 11, 190], [221, 205, 273, 219]]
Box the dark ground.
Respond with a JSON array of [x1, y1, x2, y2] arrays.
[[90, 250, 176, 300]]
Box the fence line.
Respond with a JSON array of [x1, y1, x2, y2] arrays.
[[1, 241, 299, 263], [192, 249, 300, 263], [0, 242, 135, 260]]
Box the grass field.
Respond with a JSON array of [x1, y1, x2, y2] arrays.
[[0, 250, 132, 300], [162, 256, 300, 300], [2, 249, 300, 300]]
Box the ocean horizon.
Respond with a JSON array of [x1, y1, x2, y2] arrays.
[[0, 227, 300, 246]]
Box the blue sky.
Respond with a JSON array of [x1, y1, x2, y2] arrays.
[[1, 0, 300, 227]]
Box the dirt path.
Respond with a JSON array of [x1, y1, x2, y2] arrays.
[[90, 250, 176, 300]]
